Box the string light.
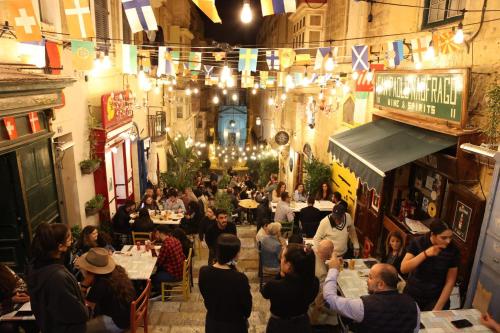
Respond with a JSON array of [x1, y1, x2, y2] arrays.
[[240, 0, 253, 24], [231, 93, 238, 101], [424, 40, 435, 60], [252, 88, 257, 95], [453, 22, 464, 44], [268, 97, 274, 106], [222, 89, 227, 95], [212, 95, 220, 104], [366, 70, 374, 82], [193, 87, 199, 94], [185, 87, 192, 96], [351, 71, 359, 80], [281, 93, 287, 101]]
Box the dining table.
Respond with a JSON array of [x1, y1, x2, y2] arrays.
[[112, 244, 159, 280], [419, 309, 491, 332], [129, 210, 183, 225], [271, 200, 334, 213], [336, 258, 379, 298]]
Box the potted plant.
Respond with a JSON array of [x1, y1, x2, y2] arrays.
[[80, 108, 101, 174], [214, 191, 234, 217], [485, 84, 500, 150], [85, 194, 105, 216], [303, 156, 332, 197]]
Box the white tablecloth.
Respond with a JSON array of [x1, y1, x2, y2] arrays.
[[271, 200, 334, 213], [113, 245, 158, 280], [419, 309, 490, 332], [337, 259, 373, 298]]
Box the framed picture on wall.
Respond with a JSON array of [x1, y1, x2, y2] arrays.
[[371, 190, 380, 212], [452, 200, 472, 242]]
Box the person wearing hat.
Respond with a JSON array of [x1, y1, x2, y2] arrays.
[[313, 202, 359, 258], [77, 248, 135, 332]]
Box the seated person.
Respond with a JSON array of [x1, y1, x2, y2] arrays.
[[141, 195, 159, 211], [271, 182, 286, 203], [332, 191, 347, 208], [316, 182, 333, 201], [132, 208, 155, 233], [255, 197, 271, 231], [293, 183, 307, 202], [288, 234, 304, 245], [0, 264, 32, 333], [151, 226, 186, 290], [74, 226, 114, 258], [171, 227, 194, 259], [163, 188, 186, 213], [274, 191, 294, 223], [77, 248, 135, 332], [481, 313, 500, 333], [256, 219, 271, 244], [381, 231, 406, 276], [182, 200, 202, 235], [260, 223, 284, 275], [299, 195, 322, 238], [112, 200, 136, 248], [153, 187, 163, 207]]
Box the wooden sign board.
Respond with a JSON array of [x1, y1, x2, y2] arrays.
[[374, 69, 469, 129]]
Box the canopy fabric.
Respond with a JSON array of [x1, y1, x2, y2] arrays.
[[328, 119, 456, 193]]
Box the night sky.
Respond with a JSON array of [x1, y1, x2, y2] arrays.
[[198, 0, 263, 46]]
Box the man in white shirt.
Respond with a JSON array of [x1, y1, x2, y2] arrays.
[[274, 191, 294, 223], [313, 202, 359, 257]]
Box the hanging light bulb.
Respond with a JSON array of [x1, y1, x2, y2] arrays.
[[424, 40, 435, 60], [254, 83, 260, 89], [229, 120, 236, 127], [222, 88, 227, 95], [252, 88, 257, 95], [227, 76, 235, 88], [319, 91, 324, 100], [193, 87, 199, 94], [212, 95, 220, 104], [281, 93, 287, 101], [240, 0, 253, 24], [324, 52, 335, 71], [172, 79, 177, 85], [255, 116, 261, 126], [185, 88, 192, 96], [168, 86, 173, 92], [366, 70, 374, 82], [231, 93, 238, 101], [415, 62, 423, 70], [285, 74, 295, 89], [102, 51, 111, 69], [268, 97, 274, 106], [352, 71, 359, 80], [453, 22, 464, 44], [154, 84, 161, 95], [343, 84, 350, 95], [301, 73, 310, 87]]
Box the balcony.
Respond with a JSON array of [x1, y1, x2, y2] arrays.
[[147, 111, 167, 142]]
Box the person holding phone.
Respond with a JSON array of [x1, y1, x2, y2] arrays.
[[401, 220, 459, 311], [481, 313, 500, 333]]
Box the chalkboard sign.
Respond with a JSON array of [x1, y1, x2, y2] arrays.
[[374, 69, 468, 127]]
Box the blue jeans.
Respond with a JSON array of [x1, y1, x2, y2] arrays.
[[86, 315, 124, 333], [151, 270, 179, 291]]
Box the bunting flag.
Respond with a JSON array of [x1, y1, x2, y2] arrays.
[[203, 65, 214, 78], [437, 30, 460, 54], [71, 40, 95, 70], [191, 0, 222, 23], [314, 47, 331, 70], [310, 73, 318, 83], [386, 40, 404, 67], [279, 48, 295, 70], [18, 41, 45, 68], [122, 0, 157, 33], [45, 41, 62, 74], [356, 64, 384, 92], [266, 50, 279, 70], [241, 72, 254, 88], [352, 45, 369, 71], [138, 49, 151, 72], [267, 75, 275, 87], [410, 35, 431, 64], [3, 117, 18, 140], [277, 71, 286, 87], [28, 112, 41, 133], [295, 53, 311, 66], [188, 52, 202, 71], [157, 47, 175, 76], [213, 51, 226, 61], [9, 0, 42, 41], [238, 48, 258, 72], [260, 71, 268, 88], [120, 44, 137, 74], [191, 71, 199, 80], [261, 0, 296, 16], [63, 0, 94, 39]]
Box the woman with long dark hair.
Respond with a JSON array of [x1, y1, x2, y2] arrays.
[[316, 182, 333, 201], [199, 234, 252, 333], [382, 231, 406, 276], [77, 248, 136, 332], [27, 223, 88, 333], [132, 207, 155, 232], [401, 220, 459, 310], [261, 243, 319, 333], [271, 182, 286, 203]]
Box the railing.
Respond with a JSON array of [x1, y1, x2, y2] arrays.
[[147, 111, 167, 142]]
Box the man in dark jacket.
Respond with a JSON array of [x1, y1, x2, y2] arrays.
[[323, 254, 420, 333], [299, 195, 322, 238], [205, 209, 237, 264], [112, 199, 136, 248]]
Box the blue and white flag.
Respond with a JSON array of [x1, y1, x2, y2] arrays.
[[203, 64, 214, 77], [266, 50, 279, 70], [386, 40, 404, 67], [314, 47, 331, 70], [122, 0, 157, 33], [352, 45, 369, 71], [238, 48, 258, 72], [157, 46, 175, 77]]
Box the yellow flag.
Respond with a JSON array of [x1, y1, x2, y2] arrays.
[[277, 71, 286, 87], [280, 48, 295, 69], [295, 53, 311, 65], [260, 71, 268, 88], [191, 0, 221, 23]]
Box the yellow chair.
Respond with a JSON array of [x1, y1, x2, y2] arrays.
[[131, 231, 151, 245], [161, 248, 192, 302]]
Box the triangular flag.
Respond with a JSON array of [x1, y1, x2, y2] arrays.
[[266, 50, 280, 70], [260, 71, 268, 88], [28, 112, 41, 133], [9, 0, 42, 42], [189, 52, 202, 71], [437, 30, 460, 54], [3, 117, 18, 140], [122, 0, 158, 33], [238, 48, 258, 72], [279, 48, 295, 69], [121, 44, 137, 74], [45, 41, 62, 74], [411, 35, 432, 64], [352, 45, 369, 71], [241, 72, 254, 88], [157, 47, 176, 76], [71, 40, 95, 70], [314, 47, 331, 70], [261, 0, 296, 16], [63, 0, 94, 39], [191, 0, 221, 23], [138, 50, 151, 72], [213, 52, 226, 61], [203, 65, 214, 77], [295, 53, 311, 66], [386, 40, 404, 67]]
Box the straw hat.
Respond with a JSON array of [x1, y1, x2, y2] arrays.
[[76, 247, 116, 275]]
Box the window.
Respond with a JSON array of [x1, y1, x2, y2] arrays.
[[196, 116, 203, 129], [122, 7, 131, 44], [423, 0, 465, 28], [310, 15, 321, 26], [176, 106, 183, 119], [302, 16, 306, 27], [94, 0, 109, 42], [309, 31, 321, 47]]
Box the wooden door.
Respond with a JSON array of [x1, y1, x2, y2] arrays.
[[0, 152, 29, 271]]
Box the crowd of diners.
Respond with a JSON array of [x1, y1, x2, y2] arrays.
[[1, 170, 499, 333]]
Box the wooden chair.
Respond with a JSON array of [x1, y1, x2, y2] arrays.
[[280, 221, 294, 238], [161, 248, 192, 302], [130, 279, 151, 333], [131, 231, 151, 245]]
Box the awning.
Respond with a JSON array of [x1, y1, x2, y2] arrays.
[[328, 119, 456, 193]]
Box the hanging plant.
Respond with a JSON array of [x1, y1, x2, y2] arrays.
[[485, 84, 500, 149], [79, 159, 101, 174], [85, 194, 105, 216], [80, 107, 101, 174]]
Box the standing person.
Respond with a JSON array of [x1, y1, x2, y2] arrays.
[[332, 191, 347, 207], [205, 209, 237, 264], [299, 195, 322, 238], [293, 183, 307, 202], [272, 182, 286, 204], [151, 226, 186, 290], [112, 200, 136, 248], [313, 203, 360, 258], [316, 182, 333, 201], [199, 234, 252, 333], [274, 192, 294, 223], [27, 223, 88, 333], [381, 231, 406, 276], [260, 223, 284, 275], [401, 220, 459, 311], [261, 243, 319, 333], [77, 248, 135, 332], [132, 208, 155, 233], [199, 207, 216, 243], [323, 253, 420, 333], [264, 174, 278, 202]]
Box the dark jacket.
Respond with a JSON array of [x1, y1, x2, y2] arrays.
[[27, 261, 88, 333], [205, 222, 237, 249], [112, 205, 132, 234], [132, 216, 155, 232], [299, 206, 322, 238]]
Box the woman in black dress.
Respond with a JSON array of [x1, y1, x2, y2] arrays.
[[401, 220, 459, 310], [381, 230, 406, 276], [199, 234, 252, 333], [261, 243, 319, 333]]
